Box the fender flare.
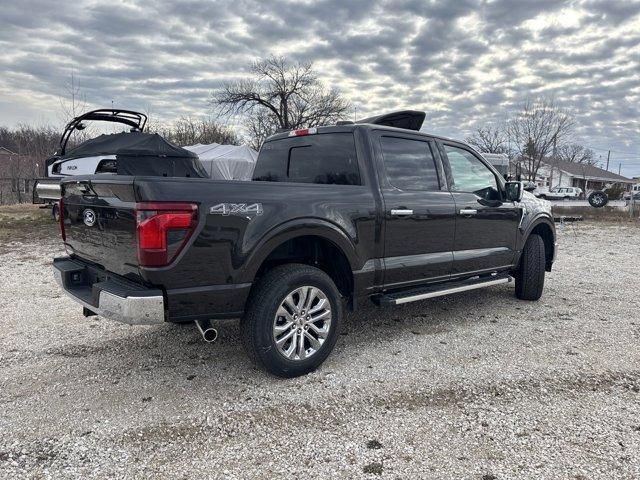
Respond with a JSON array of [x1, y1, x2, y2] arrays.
[[238, 218, 361, 284], [518, 214, 555, 250]]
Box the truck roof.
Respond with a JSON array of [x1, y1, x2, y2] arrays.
[[265, 110, 461, 145]]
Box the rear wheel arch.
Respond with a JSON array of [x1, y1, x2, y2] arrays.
[[243, 225, 358, 301]]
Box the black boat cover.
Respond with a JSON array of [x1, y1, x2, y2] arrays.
[[59, 132, 207, 178]]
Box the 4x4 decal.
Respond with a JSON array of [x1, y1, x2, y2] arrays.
[[210, 203, 263, 216]]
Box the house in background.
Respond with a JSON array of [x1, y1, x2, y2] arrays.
[[0, 146, 17, 158], [510, 157, 634, 193], [542, 160, 634, 192]]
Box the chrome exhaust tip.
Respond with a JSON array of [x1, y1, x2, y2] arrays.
[[194, 319, 218, 343]]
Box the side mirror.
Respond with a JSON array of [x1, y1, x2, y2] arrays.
[[504, 181, 524, 202]]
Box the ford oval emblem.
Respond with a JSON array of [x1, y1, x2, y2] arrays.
[[83, 209, 96, 227]]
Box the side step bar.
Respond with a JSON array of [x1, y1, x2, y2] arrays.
[[379, 275, 512, 306]]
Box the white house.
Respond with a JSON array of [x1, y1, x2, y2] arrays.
[[512, 158, 634, 192]]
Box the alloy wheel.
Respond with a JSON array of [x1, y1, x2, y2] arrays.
[[272, 286, 332, 361]]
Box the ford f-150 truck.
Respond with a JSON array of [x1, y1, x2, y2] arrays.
[[53, 111, 556, 377]]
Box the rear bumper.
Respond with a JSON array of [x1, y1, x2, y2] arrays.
[[53, 257, 165, 325], [33, 178, 61, 203]]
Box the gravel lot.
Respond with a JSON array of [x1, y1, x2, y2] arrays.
[[1, 207, 639, 479]]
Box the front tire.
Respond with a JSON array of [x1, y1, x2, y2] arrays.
[[515, 234, 545, 301], [241, 264, 343, 377]]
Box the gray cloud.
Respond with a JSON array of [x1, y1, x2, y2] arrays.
[[0, 0, 639, 175]]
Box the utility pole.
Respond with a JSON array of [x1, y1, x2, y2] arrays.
[[618, 163, 621, 175], [606, 150, 610, 171]]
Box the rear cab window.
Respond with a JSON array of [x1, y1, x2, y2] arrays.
[[379, 136, 440, 191], [253, 132, 361, 185]]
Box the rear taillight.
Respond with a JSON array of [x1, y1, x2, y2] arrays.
[[58, 199, 66, 242], [135, 202, 198, 267]]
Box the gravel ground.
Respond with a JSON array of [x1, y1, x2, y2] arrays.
[[1, 212, 639, 479]]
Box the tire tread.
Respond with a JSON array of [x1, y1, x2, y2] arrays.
[[515, 234, 545, 301]]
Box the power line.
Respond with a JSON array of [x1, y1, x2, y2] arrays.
[[585, 145, 640, 156]]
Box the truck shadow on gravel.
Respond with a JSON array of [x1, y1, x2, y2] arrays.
[[45, 285, 519, 384]]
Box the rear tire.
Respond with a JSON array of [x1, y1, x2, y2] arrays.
[[241, 264, 343, 377], [52, 203, 60, 222], [515, 234, 545, 301]]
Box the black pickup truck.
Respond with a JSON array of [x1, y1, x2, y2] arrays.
[[54, 111, 556, 377]]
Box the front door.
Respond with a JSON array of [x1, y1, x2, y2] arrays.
[[377, 133, 456, 289], [440, 143, 521, 276]]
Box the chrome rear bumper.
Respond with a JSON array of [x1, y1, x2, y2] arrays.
[[53, 257, 165, 325]]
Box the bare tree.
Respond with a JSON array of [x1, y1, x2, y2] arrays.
[[211, 56, 351, 148], [557, 143, 598, 166], [465, 124, 509, 154], [58, 69, 89, 147], [506, 98, 575, 181], [149, 116, 240, 147], [0, 124, 59, 178], [244, 110, 280, 151]]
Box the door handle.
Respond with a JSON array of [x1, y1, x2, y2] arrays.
[[459, 208, 478, 215], [390, 209, 414, 216]]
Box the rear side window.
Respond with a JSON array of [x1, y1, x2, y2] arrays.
[[253, 133, 360, 185], [380, 136, 439, 190]]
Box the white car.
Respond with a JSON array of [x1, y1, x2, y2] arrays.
[[623, 184, 640, 200], [537, 187, 582, 200]]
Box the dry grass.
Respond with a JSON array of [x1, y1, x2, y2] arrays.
[[552, 204, 640, 223], [0, 203, 59, 244]]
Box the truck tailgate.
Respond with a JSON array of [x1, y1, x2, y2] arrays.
[[61, 178, 140, 278]]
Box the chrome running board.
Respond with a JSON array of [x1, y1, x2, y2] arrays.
[[379, 275, 512, 306]]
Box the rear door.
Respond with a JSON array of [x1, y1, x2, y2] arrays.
[[439, 143, 520, 276], [375, 133, 456, 289]]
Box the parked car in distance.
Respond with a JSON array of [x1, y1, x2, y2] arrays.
[[622, 184, 640, 200], [53, 111, 557, 377], [537, 186, 582, 200]]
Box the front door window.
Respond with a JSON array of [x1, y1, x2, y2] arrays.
[[443, 145, 501, 201]]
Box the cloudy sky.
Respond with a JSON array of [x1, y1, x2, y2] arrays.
[[1, 0, 639, 176]]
